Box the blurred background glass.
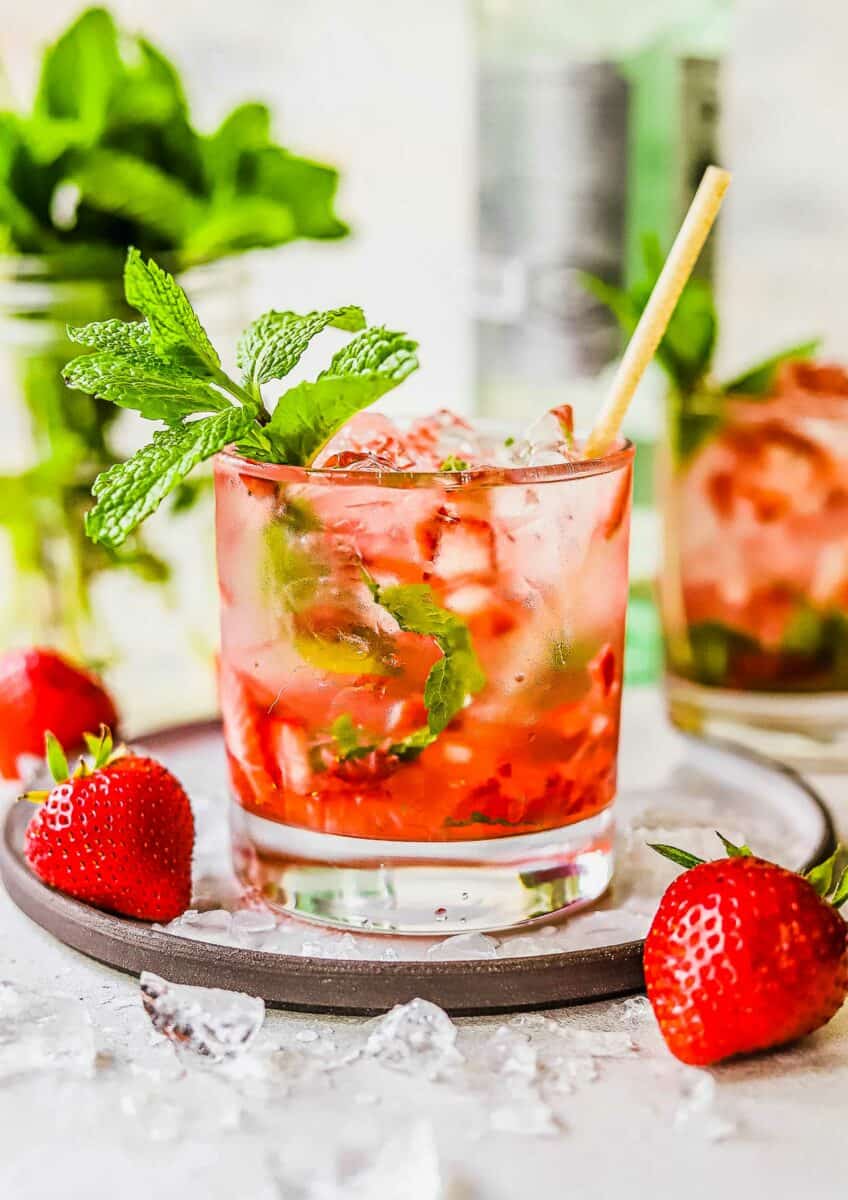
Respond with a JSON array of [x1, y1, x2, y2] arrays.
[[1, 0, 846, 729]]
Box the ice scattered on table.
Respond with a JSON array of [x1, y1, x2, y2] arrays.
[[140, 972, 265, 1062], [482, 1025, 538, 1079], [365, 998, 462, 1078], [0, 980, 96, 1079], [673, 1070, 737, 1142], [275, 1121, 445, 1200]]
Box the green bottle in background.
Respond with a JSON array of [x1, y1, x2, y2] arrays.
[[473, 0, 731, 685]]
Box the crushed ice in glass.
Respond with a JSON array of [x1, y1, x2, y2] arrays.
[[314, 406, 582, 474], [140, 972, 265, 1061], [365, 998, 462, 1077]]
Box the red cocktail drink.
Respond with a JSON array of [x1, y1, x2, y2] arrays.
[[216, 413, 634, 931]]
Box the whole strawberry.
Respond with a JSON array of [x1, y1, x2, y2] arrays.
[[0, 647, 118, 779], [24, 728, 194, 922], [644, 834, 848, 1065]]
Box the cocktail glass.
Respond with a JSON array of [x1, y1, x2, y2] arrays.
[[214, 428, 634, 933], [661, 362, 848, 768]]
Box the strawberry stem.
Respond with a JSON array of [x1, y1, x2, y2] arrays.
[[716, 831, 752, 858]]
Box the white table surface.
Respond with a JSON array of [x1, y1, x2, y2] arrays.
[[1, 688, 846, 1200]]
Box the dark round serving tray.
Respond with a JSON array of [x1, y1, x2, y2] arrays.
[[0, 718, 835, 1016]]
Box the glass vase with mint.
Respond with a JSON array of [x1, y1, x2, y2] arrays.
[[589, 241, 848, 768], [0, 8, 346, 729], [66, 249, 634, 934]]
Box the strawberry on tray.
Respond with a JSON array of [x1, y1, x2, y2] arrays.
[[24, 727, 194, 923], [644, 833, 848, 1065]]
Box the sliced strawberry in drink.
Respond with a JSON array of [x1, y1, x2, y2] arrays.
[[416, 506, 498, 582], [220, 668, 279, 809], [265, 717, 313, 794], [587, 644, 618, 699], [444, 582, 520, 638]]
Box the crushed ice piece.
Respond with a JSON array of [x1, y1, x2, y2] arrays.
[[365, 998, 462, 1077], [231, 909, 277, 935], [0, 980, 96, 1079], [300, 933, 364, 960], [674, 1071, 737, 1142], [140, 972, 264, 1062], [184, 908, 232, 931], [490, 1098, 559, 1136], [426, 932, 500, 961], [618, 995, 654, 1027], [296, 1029, 320, 1043], [482, 1025, 538, 1079]]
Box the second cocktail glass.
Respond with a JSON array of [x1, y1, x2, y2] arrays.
[[661, 361, 848, 767], [215, 431, 634, 934]]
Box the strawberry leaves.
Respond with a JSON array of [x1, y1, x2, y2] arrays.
[[44, 731, 70, 783], [651, 832, 848, 911], [648, 844, 706, 871]]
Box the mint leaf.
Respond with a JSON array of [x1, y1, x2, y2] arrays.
[[440, 456, 469, 471], [30, 8, 121, 160], [182, 197, 296, 263], [124, 248, 221, 375], [69, 150, 202, 243], [265, 327, 418, 464], [86, 406, 254, 548], [67, 318, 154, 353], [370, 581, 486, 736], [331, 714, 365, 759], [249, 147, 348, 239], [582, 233, 717, 395], [203, 103, 271, 194], [63, 350, 230, 423], [237, 306, 366, 387], [722, 339, 820, 396]]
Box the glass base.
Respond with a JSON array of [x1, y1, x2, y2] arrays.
[[231, 802, 615, 935], [666, 673, 848, 771]]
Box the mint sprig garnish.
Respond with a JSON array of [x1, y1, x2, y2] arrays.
[[64, 249, 419, 547]]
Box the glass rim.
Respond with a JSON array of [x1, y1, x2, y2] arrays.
[[217, 437, 635, 490]]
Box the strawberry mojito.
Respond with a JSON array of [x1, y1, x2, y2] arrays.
[[216, 410, 633, 930], [662, 361, 848, 765], [67, 250, 633, 932]]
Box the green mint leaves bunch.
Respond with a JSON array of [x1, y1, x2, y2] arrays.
[[0, 7, 345, 267], [582, 234, 819, 459], [64, 248, 419, 548]]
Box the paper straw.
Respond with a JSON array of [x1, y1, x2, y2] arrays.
[[584, 165, 732, 459]]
